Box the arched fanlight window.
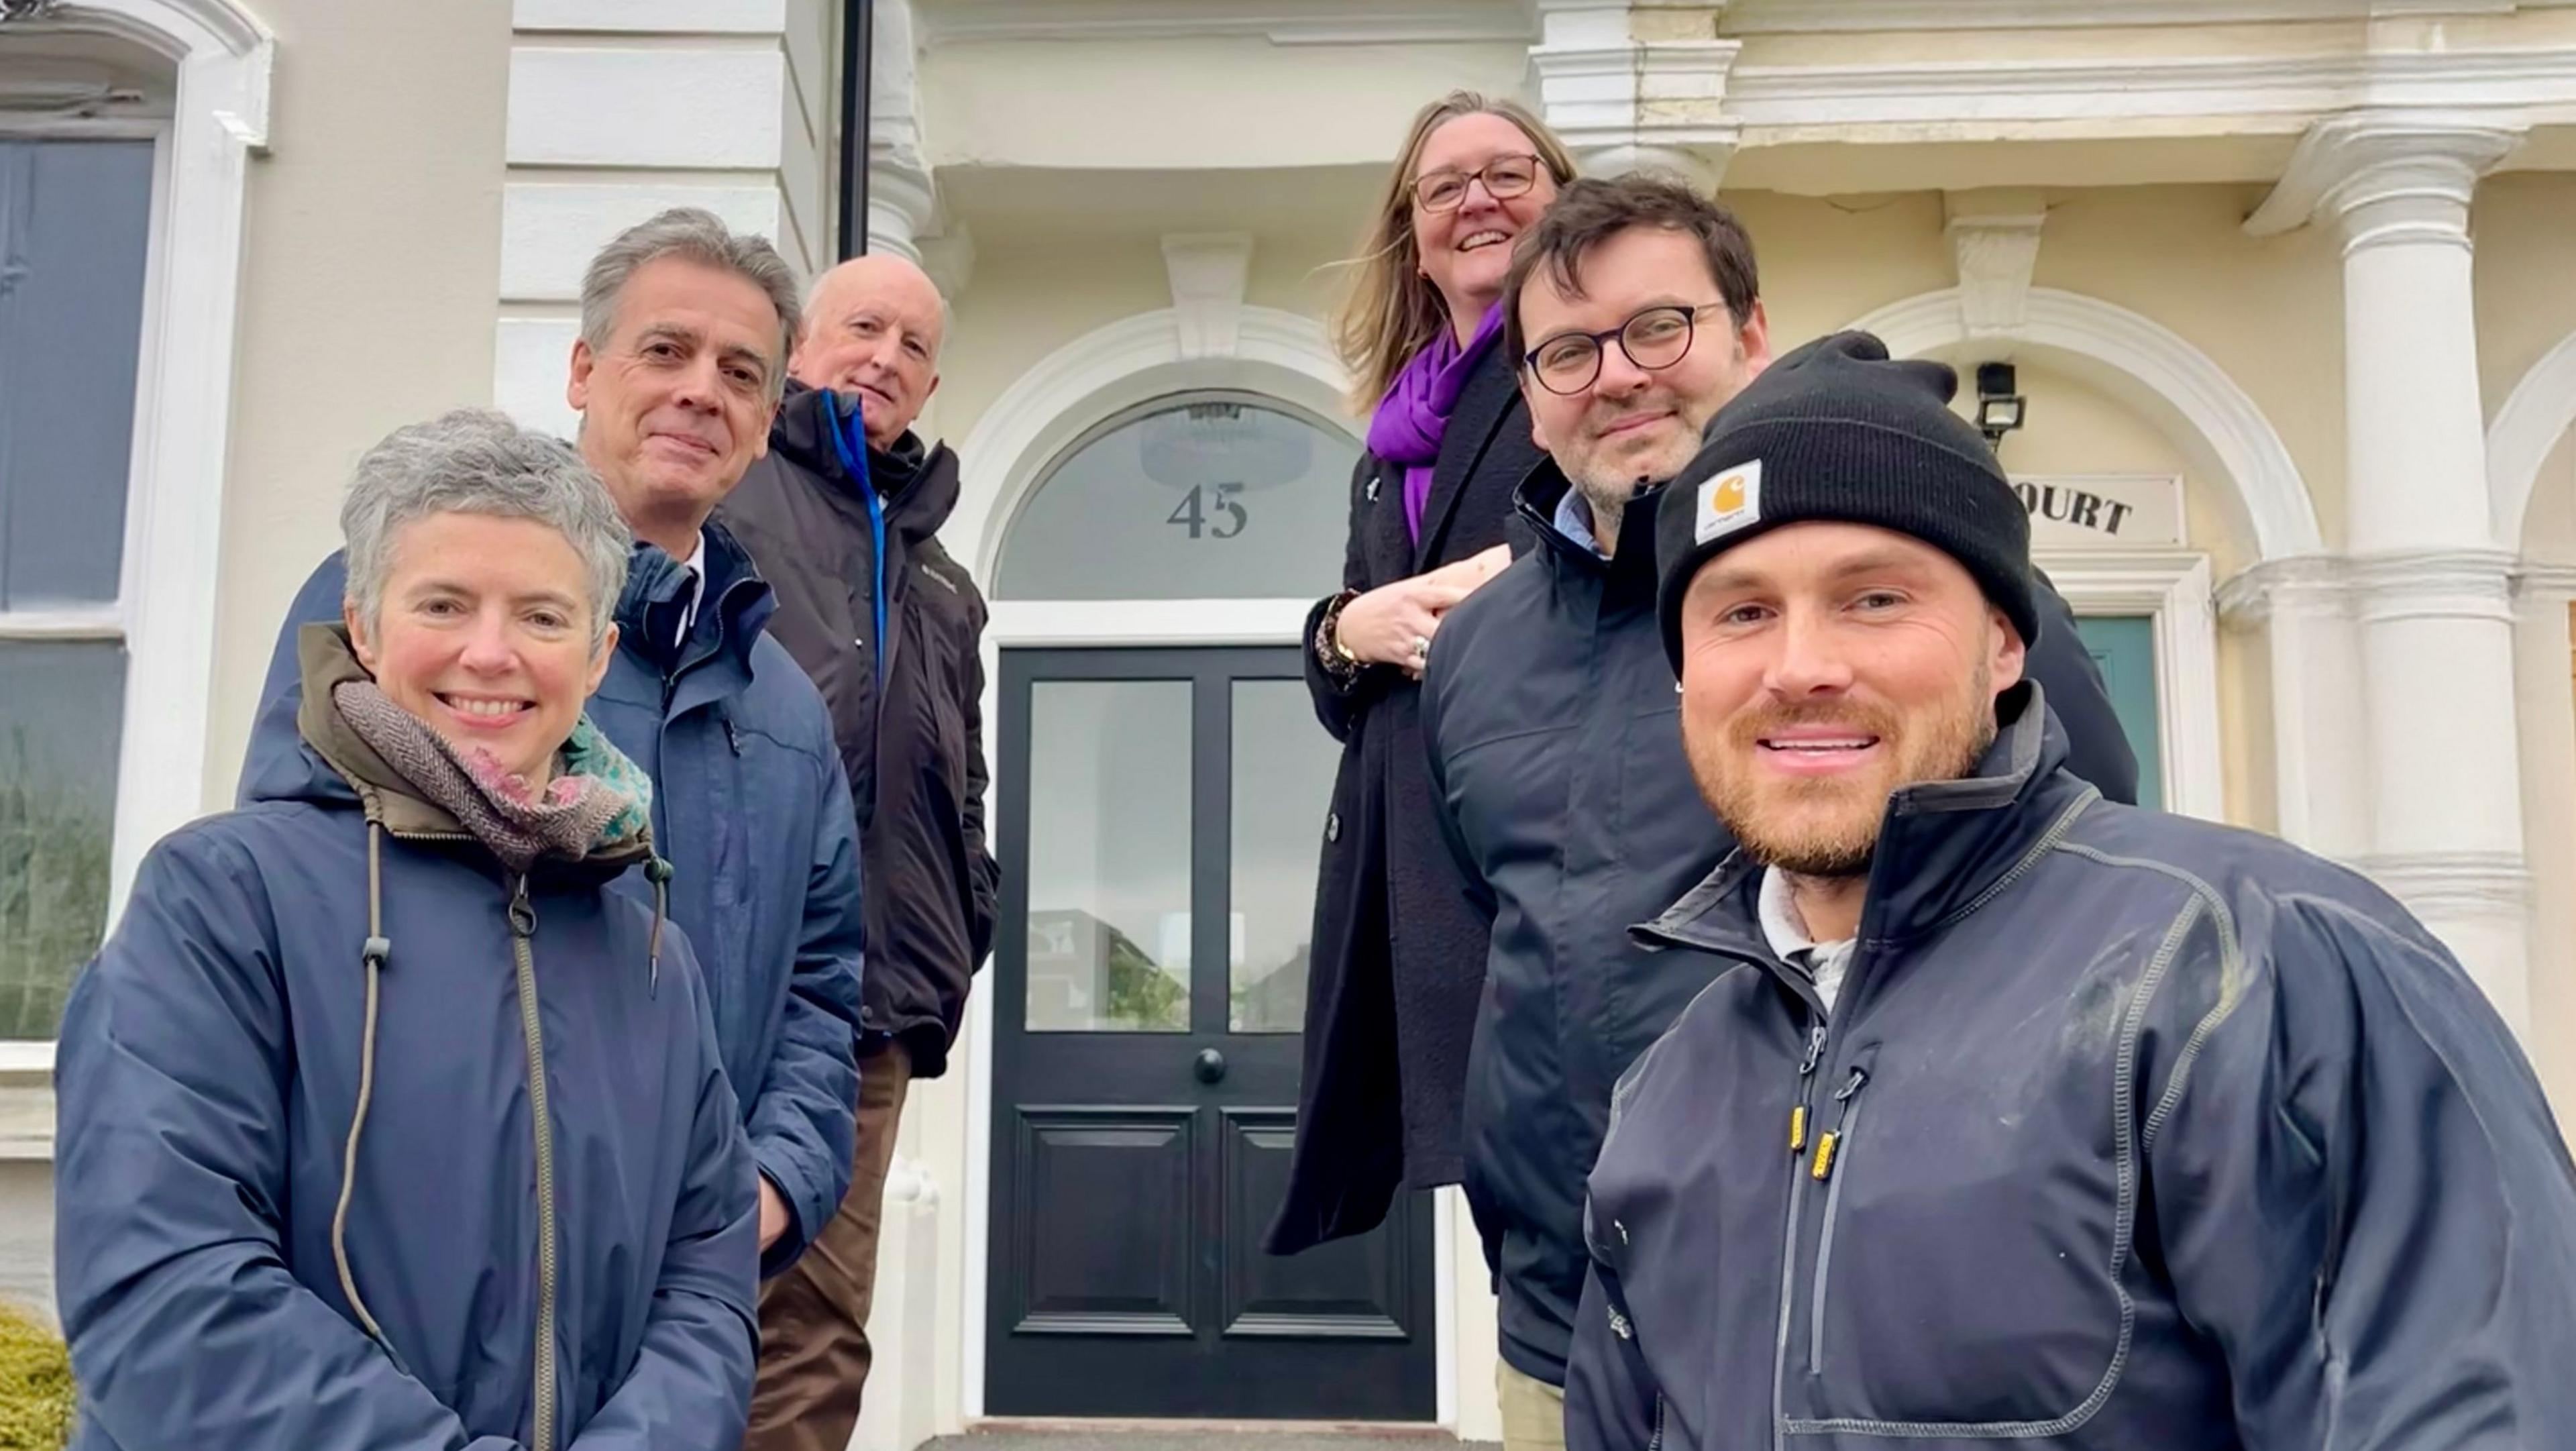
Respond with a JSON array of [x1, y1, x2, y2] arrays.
[[994, 390, 1360, 601]]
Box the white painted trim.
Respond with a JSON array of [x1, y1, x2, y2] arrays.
[[2043, 551, 2228, 823], [2491, 329, 2576, 549], [1723, 0, 2521, 31], [0, 1043, 54, 1075], [42, 0, 271, 936], [1723, 46, 2576, 130], [916, 0, 1537, 47], [987, 598, 1311, 647], [1160, 233, 1254, 362], [1849, 286, 2323, 562], [0, 608, 126, 641]]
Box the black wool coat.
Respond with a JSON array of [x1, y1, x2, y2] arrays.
[[1267, 347, 1546, 1256]]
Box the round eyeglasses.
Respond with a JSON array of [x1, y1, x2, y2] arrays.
[[1521, 303, 1731, 396], [1412, 153, 1544, 213]]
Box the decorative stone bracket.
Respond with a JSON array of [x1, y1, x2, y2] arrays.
[[1529, 0, 1742, 191]]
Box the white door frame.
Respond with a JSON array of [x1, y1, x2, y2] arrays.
[[2039, 548, 2226, 821]]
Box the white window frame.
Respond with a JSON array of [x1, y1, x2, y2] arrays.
[[2038, 547, 2227, 823], [0, 0, 272, 1081]]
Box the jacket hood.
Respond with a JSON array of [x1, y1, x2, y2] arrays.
[[769, 379, 963, 541], [1637, 680, 2094, 967], [289, 623, 656, 877]]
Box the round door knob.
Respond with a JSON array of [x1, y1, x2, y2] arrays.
[[1193, 1048, 1228, 1084]]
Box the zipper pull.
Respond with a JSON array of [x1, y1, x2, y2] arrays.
[[508, 873, 537, 938], [1811, 1068, 1870, 1182], [723, 713, 743, 755], [1790, 1024, 1828, 1154]]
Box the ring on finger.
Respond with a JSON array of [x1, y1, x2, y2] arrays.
[[1411, 635, 1432, 661]]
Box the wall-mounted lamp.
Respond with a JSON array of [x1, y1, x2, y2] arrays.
[[1976, 362, 2027, 446]]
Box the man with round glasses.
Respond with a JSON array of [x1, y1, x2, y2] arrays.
[[1416, 174, 2141, 1447]]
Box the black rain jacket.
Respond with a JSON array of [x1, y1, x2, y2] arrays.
[[1570, 684, 2576, 1450]]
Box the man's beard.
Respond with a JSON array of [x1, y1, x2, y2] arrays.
[[1687, 657, 1998, 879]]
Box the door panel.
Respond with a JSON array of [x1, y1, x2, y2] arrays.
[[989, 647, 1436, 1420], [1009, 1107, 1197, 1336]]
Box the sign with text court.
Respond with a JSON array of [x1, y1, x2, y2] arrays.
[[2013, 474, 2186, 551]]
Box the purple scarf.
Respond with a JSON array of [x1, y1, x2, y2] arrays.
[[1366, 303, 1507, 545]]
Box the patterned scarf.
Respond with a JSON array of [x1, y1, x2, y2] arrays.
[[331, 680, 652, 873]]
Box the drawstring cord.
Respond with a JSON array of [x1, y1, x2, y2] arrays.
[[333, 822, 396, 1361], [645, 855, 674, 998]]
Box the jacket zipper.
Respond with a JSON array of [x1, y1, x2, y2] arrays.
[[508, 874, 561, 1451], [1769, 1020, 1829, 1451], [1807, 1067, 1871, 1374]]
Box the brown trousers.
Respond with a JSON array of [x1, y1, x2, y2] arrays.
[[746, 1042, 914, 1451]]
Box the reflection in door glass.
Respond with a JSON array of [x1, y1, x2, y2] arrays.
[[1229, 681, 1341, 1032], [1024, 680, 1193, 1032]]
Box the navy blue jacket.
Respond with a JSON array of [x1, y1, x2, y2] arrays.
[[1570, 685, 2576, 1449], [57, 629, 757, 1450], [1420, 464, 2139, 1387], [244, 531, 865, 1271]]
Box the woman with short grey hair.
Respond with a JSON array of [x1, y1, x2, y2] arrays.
[[53, 407, 760, 1451]]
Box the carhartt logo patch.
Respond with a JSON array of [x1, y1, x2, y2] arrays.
[[1697, 460, 1762, 543]]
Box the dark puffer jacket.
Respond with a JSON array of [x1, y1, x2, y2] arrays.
[[719, 382, 998, 1078], [58, 627, 757, 1451], [1421, 463, 2139, 1388], [1570, 685, 2576, 1450], [243, 534, 865, 1272]]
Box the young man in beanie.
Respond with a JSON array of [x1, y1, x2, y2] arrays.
[[1564, 331, 2576, 1450], [1417, 176, 2138, 1449]]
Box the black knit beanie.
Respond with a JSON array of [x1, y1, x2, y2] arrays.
[[1654, 330, 2038, 672]]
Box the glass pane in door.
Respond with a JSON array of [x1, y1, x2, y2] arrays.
[[0, 641, 125, 1038], [1024, 680, 1194, 1032], [1228, 680, 1342, 1032]]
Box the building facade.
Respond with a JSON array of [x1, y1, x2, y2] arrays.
[[4, 0, 2575, 1441]]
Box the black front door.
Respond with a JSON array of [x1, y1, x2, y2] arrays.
[[987, 647, 1436, 1420]]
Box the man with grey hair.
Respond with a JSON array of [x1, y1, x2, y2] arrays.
[[244, 211, 868, 1283], [718, 251, 994, 1450]]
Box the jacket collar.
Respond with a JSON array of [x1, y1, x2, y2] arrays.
[[618, 520, 775, 689], [769, 379, 964, 542], [1636, 682, 2099, 970], [1511, 455, 1666, 590]]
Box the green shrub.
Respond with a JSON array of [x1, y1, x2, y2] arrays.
[[0, 1302, 72, 1451]]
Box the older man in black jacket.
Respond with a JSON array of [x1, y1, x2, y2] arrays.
[[1419, 176, 2140, 1449], [718, 252, 998, 1451]]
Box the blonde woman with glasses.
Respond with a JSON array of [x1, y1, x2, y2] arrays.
[[1269, 91, 1575, 1267]]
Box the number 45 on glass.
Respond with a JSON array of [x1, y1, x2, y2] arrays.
[[1167, 483, 1248, 541]]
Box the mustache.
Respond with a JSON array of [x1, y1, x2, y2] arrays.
[[1729, 699, 1901, 744]]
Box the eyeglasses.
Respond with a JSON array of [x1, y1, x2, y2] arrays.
[[1412, 153, 1544, 213], [1521, 303, 1731, 396]]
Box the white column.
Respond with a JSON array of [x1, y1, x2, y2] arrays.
[[2249, 112, 2532, 1026], [860, 0, 938, 262]]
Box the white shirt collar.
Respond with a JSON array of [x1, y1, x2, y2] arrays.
[[1758, 867, 1860, 1014]]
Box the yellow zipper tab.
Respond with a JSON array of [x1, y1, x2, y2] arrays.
[[1789, 1104, 1809, 1154], [1811, 1130, 1840, 1181]]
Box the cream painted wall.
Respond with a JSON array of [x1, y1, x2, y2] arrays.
[[201, 0, 516, 807], [2475, 171, 2576, 482], [921, 38, 1528, 173]]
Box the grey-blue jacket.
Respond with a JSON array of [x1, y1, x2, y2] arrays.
[[56, 629, 757, 1450], [1568, 684, 2576, 1450], [244, 531, 865, 1271]]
